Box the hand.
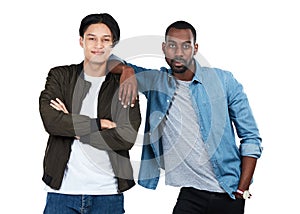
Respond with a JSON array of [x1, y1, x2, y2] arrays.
[[50, 98, 79, 139], [234, 192, 244, 199], [50, 98, 69, 114], [100, 119, 117, 129], [119, 65, 138, 108]]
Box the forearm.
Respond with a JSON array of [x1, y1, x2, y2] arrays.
[[40, 97, 99, 137], [108, 60, 125, 74], [80, 100, 141, 151], [238, 156, 257, 190], [40, 110, 99, 137], [81, 126, 138, 151]]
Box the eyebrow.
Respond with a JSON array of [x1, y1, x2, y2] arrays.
[[86, 33, 112, 38], [167, 39, 192, 44]]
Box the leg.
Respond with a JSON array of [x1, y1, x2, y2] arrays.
[[43, 193, 81, 214], [207, 193, 245, 214], [90, 193, 125, 214], [173, 187, 209, 214], [173, 187, 245, 214]]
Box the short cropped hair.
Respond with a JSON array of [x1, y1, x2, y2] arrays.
[[165, 20, 197, 43]]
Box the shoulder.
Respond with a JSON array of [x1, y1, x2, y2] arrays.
[[47, 63, 83, 79], [49, 63, 81, 74], [44, 63, 83, 87], [105, 72, 121, 82], [201, 67, 239, 86], [201, 66, 233, 78]]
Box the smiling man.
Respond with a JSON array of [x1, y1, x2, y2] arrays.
[[39, 13, 141, 214]]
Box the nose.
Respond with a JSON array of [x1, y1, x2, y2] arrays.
[[175, 46, 184, 56], [95, 39, 104, 48]]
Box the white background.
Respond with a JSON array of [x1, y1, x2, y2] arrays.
[[0, 0, 299, 213]]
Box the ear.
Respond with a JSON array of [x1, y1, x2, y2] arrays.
[[162, 42, 166, 54], [79, 37, 84, 48], [193, 43, 199, 55]]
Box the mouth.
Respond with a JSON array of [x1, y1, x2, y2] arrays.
[[172, 59, 185, 67], [91, 50, 105, 55], [174, 61, 184, 67]]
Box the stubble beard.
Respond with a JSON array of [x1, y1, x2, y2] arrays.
[[168, 57, 192, 74]]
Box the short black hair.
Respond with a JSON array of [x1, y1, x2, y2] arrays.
[[165, 21, 197, 43], [79, 13, 120, 46]]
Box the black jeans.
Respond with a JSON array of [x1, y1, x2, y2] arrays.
[[173, 187, 245, 214]]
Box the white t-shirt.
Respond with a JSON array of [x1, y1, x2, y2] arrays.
[[46, 73, 118, 195]]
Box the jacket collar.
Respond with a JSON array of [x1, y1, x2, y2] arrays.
[[166, 58, 203, 84], [77, 61, 84, 79], [192, 59, 203, 84], [76, 61, 112, 82]]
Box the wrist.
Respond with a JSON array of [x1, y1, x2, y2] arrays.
[[234, 192, 244, 199], [235, 189, 252, 199]]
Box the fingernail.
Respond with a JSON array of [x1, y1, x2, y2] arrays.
[[131, 104, 134, 107]]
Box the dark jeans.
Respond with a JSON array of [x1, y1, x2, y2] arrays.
[[43, 192, 125, 214], [173, 187, 245, 214]]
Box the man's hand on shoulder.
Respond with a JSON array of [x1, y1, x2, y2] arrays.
[[119, 65, 138, 108], [107, 59, 138, 108]]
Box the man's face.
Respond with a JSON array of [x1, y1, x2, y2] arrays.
[[80, 23, 113, 65], [162, 28, 198, 73]]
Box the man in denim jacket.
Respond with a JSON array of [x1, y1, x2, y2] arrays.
[[116, 20, 262, 214]]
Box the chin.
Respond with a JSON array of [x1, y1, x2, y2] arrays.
[[172, 66, 187, 74]]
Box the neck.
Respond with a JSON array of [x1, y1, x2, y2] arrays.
[[83, 60, 107, 77], [173, 70, 194, 81], [174, 59, 196, 81]]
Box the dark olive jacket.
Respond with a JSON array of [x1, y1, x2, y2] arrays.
[[39, 62, 141, 193]]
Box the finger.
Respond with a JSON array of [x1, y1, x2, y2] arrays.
[[56, 98, 65, 109], [61, 103, 68, 113], [119, 84, 125, 104], [50, 103, 62, 111], [50, 100, 61, 108], [50, 99, 59, 105], [124, 83, 133, 108], [56, 98, 63, 104], [56, 98, 69, 113], [121, 84, 129, 108], [111, 122, 117, 128], [131, 78, 138, 107], [130, 91, 138, 107]]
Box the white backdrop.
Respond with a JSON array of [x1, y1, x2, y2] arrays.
[[0, 0, 299, 213]]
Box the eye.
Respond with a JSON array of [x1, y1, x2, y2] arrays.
[[103, 38, 111, 42], [182, 44, 191, 49], [168, 43, 176, 49]]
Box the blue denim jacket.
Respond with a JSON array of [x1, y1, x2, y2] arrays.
[[127, 60, 262, 199]]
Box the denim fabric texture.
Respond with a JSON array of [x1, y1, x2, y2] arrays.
[[43, 192, 124, 214], [128, 60, 262, 199]]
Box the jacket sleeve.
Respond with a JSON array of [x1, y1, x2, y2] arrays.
[[39, 67, 99, 137], [80, 88, 142, 151], [227, 72, 263, 158]]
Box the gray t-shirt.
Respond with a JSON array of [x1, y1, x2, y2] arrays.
[[161, 79, 224, 193]]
